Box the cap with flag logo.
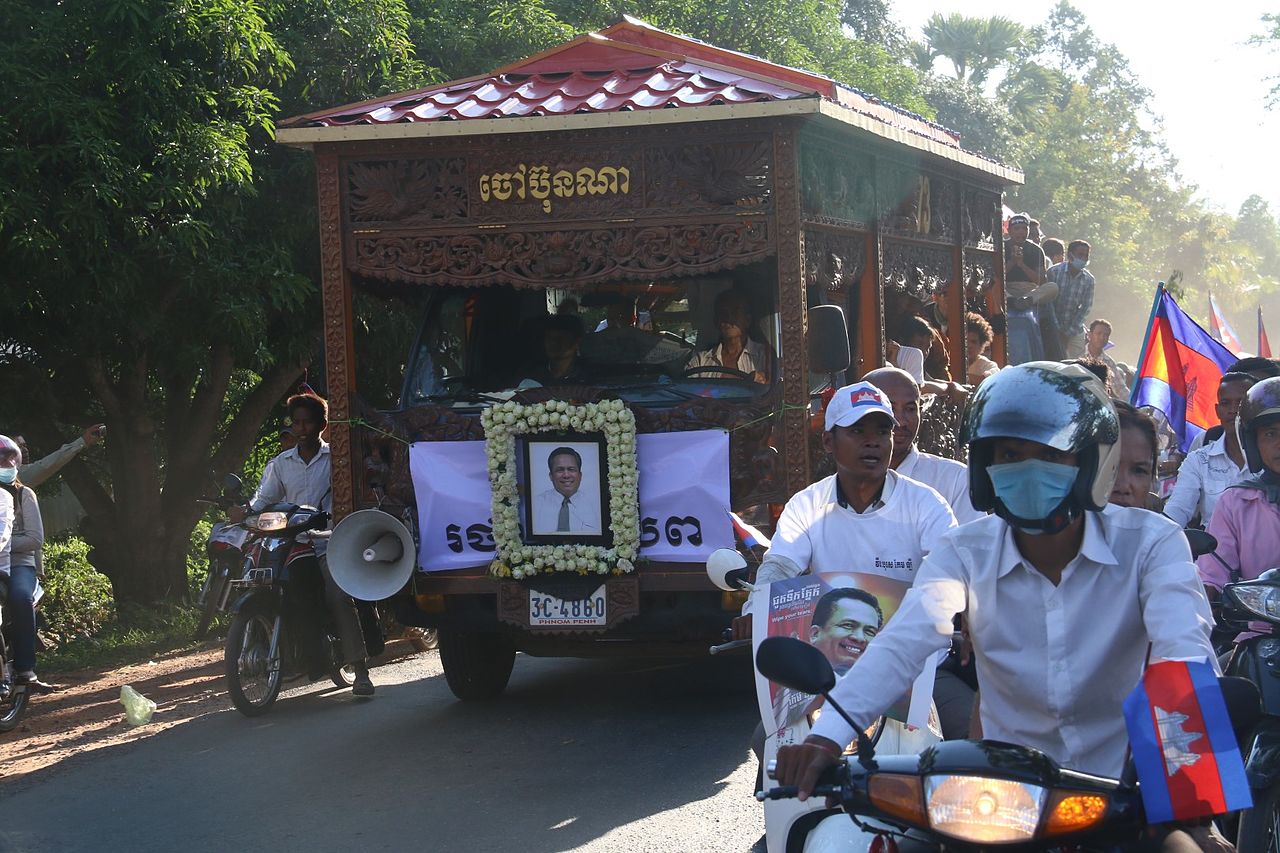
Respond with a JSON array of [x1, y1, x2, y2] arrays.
[[824, 382, 896, 431]]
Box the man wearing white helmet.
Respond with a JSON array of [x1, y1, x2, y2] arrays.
[[775, 362, 1217, 790]]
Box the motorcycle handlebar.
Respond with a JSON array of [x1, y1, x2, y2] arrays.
[[755, 784, 842, 802]]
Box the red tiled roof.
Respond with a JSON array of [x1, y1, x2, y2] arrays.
[[307, 60, 812, 126], [282, 18, 961, 149]]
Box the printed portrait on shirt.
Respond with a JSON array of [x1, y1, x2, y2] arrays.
[[756, 573, 925, 737], [518, 435, 610, 545]]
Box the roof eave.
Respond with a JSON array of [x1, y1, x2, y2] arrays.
[[274, 97, 1022, 185], [814, 100, 1023, 185]]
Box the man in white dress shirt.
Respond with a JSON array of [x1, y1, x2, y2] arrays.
[[232, 394, 376, 696], [1164, 372, 1254, 528], [864, 366, 982, 524], [532, 447, 600, 535], [775, 362, 1216, 792]]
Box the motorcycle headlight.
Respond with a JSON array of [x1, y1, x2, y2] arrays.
[[249, 511, 288, 532], [288, 511, 314, 528], [1229, 583, 1280, 620], [924, 775, 1046, 843]]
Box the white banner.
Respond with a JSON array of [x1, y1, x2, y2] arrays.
[[409, 430, 732, 572]]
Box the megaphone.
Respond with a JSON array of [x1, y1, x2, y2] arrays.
[[706, 548, 751, 592], [328, 509, 416, 601]]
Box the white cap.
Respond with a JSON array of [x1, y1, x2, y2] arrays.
[[824, 382, 896, 431]]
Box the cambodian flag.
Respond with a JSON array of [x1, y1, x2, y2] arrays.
[[1123, 660, 1251, 823], [1132, 286, 1237, 453], [1209, 294, 1244, 354], [729, 512, 770, 550], [1260, 307, 1273, 359]]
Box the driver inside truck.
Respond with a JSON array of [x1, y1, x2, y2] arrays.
[[687, 289, 773, 384]]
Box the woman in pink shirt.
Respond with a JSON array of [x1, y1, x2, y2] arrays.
[[1200, 377, 1280, 592]]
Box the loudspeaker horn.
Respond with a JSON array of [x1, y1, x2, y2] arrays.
[[328, 509, 416, 601]]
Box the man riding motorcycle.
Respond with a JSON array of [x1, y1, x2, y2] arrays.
[[773, 362, 1218, 847], [230, 394, 377, 696]]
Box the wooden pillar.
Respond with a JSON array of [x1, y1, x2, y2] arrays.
[[856, 234, 882, 374], [947, 245, 966, 376], [774, 126, 811, 496], [988, 201, 1008, 365], [316, 151, 358, 521]]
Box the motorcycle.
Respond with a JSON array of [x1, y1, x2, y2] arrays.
[[0, 575, 44, 733], [706, 549, 941, 853], [195, 474, 251, 638], [223, 502, 359, 717], [756, 635, 1262, 853], [1221, 568, 1280, 853]]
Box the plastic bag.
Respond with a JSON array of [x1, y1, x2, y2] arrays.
[[120, 684, 156, 726]]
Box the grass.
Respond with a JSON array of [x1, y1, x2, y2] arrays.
[[39, 604, 220, 675]]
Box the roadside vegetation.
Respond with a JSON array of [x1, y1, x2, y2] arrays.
[[4, 0, 1280, 622]]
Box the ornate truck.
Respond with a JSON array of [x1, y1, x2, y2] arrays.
[[276, 19, 1021, 699]]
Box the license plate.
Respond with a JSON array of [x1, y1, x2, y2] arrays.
[[529, 586, 607, 627]]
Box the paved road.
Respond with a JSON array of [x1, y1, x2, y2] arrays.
[[0, 651, 764, 852]]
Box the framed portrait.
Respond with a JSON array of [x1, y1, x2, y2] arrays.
[[518, 433, 612, 545]]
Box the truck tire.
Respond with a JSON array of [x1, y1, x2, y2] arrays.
[[438, 629, 516, 701]]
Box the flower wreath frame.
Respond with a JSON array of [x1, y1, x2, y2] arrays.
[[481, 399, 639, 579]]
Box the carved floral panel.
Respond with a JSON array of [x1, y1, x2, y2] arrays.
[[881, 240, 953, 301], [348, 220, 773, 287]]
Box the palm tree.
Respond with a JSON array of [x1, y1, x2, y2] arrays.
[[921, 13, 1028, 87], [908, 40, 937, 74]]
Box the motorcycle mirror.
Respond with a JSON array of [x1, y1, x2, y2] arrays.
[[222, 473, 244, 495], [1183, 528, 1218, 559], [755, 636, 836, 696], [706, 548, 750, 592]]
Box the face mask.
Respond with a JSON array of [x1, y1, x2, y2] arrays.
[[1070, 257, 1088, 271], [0, 467, 16, 485], [987, 459, 1078, 528]]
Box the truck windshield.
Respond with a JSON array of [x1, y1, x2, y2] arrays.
[[402, 281, 780, 407]]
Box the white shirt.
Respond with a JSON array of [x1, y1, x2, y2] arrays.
[[689, 339, 773, 380], [746, 470, 956, 612], [896, 446, 983, 524], [811, 507, 1217, 778], [0, 488, 12, 575], [894, 346, 925, 385], [1163, 435, 1248, 527], [251, 442, 332, 513], [532, 488, 601, 535]]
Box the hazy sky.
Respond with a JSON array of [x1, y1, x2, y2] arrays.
[[892, 1, 1278, 216]]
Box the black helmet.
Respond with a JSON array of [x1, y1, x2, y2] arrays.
[[962, 362, 1120, 532], [1237, 377, 1280, 478]]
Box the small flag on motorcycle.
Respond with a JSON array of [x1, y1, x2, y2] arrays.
[[1122, 660, 1251, 823], [729, 512, 770, 550]]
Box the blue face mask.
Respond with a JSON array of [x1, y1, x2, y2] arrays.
[[0, 467, 16, 485], [987, 459, 1078, 529], [1070, 257, 1088, 271]]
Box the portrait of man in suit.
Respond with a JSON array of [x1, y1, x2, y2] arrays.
[[528, 443, 602, 536]]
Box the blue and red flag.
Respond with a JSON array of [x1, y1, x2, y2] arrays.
[[1123, 660, 1251, 823], [1209, 293, 1244, 355], [729, 512, 770, 550], [1131, 286, 1237, 453], [1260, 307, 1273, 359]]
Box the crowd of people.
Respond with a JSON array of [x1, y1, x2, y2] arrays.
[[759, 357, 1280, 851]]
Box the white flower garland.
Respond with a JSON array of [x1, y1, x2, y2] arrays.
[[481, 399, 639, 579]]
